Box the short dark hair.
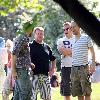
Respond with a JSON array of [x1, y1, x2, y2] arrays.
[[33, 27, 44, 33], [63, 21, 71, 27]]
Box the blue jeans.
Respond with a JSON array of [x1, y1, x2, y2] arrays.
[[13, 68, 32, 100]]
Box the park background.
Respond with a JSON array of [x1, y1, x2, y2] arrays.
[[0, 0, 100, 99]]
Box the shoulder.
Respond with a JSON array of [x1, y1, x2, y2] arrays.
[[44, 42, 50, 48], [44, 43, 53, 52], [81, 33, 89, 38], [29, 40, 38, 48], [81, 34, 92, 41], [57, 37, 65, 44], [18, 34, 28, 42], [29, 40, 35, 46], [29, 41, 33, 45], [57, 37, 63, 41]]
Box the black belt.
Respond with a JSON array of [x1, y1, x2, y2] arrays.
[[72, 64, 88, 68], [72, 64, 88, 67]]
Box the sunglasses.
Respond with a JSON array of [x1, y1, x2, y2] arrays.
[[64, 28, 70, 31]]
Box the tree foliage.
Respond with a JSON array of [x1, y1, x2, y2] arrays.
[[79, 0, 100, 18], [0, 0, 44, 16], [40, 0, 71, 70], [0, 16, 17, 40], [0, 0, 99, 70]]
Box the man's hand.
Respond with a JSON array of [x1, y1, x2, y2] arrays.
[[87, 63, 96, 75], [89, 63, 96, 74], [49, 69, 54, 77], [49, 68, 56, 77]]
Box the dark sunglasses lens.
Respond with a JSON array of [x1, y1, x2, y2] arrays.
[[64, 28, 69, 31]]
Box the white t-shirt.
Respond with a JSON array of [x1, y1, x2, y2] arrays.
[[72, 34, 93, 66], [57, 36, 73, 68]]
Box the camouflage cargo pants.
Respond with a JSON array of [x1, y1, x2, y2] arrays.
[[70, 65, 92, 97]]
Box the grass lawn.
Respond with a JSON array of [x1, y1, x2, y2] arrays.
[[0, 83, 100, 100], [51, 83, 100, 100]]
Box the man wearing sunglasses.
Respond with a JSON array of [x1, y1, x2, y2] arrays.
[[57, 22, 73, 100]]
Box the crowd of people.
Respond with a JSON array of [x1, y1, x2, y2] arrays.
[[0, 20, 97, 100]]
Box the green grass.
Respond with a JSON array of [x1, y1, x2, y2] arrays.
[[0, 83, 100, 100], [52, 83, 100, 100], [37, 83, 100, 100]]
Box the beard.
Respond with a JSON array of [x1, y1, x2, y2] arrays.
[[73, 32, 78, 35], [72, 30, 79, 35]]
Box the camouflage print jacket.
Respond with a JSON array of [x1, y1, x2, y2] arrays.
[[12, 34, 31, 69]]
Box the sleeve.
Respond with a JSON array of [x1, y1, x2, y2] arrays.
[[12, 35, 24, 55], [47, 45, 56, 61], [87, 36, 93, 47], [57, 38, 64, 50]]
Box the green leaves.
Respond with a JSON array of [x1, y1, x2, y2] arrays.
[[0, 0, 44, 16], [0, 0, 18, 16], [16, 12, 41, 35]]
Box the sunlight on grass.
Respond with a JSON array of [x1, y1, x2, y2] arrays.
[[37, 83, 100, 100], [0, 83, 100, 100]]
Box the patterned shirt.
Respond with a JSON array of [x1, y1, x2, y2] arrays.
[[12, 34, 31, 69]]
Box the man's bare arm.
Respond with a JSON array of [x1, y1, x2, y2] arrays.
[[89, 46, 96, 74], [89, 46, 95, 66], [49, 59, 56, 77]]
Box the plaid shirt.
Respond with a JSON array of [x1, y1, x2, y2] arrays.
[[12, 34, 31, 69]]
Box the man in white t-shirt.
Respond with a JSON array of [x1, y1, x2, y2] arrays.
[[57, 22, 73, 100], [70, 21, 95, 100]]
